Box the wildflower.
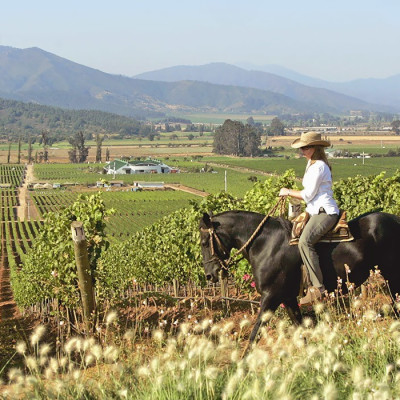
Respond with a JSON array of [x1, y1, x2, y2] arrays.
[[250, 281, 256, 288], [243, 274, 251, 281]]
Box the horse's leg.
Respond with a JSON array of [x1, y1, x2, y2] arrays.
[[242, 294, 279, 356], [283, 297, 303, 325]]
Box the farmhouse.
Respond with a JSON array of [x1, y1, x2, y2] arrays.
[[104, 159, 178, 175]]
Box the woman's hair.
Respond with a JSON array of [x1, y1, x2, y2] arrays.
[[310, 145, 331, 170]]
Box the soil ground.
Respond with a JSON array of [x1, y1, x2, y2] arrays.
[[2, 135, 399, 164]]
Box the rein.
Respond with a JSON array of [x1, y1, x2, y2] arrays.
[[201, 196, 287, 270]]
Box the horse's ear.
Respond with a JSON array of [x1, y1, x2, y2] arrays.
[[202, 212, 213, 228]]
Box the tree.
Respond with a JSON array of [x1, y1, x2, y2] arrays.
[[27, 135, 33, 164], [213, 119, 261, 157], [105, 147, 110, 162], [391, 120, 400, 135], [246, 116, 255, 126], [268, 117, 285, 135], [17, 136, 21, 164], [68, 131, 89, 163], [95, 133, 104, 163], [41, 130, 49, 162], [7, 142, 11, 164]]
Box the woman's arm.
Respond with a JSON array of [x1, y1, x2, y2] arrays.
[[279, 188, 303, 200]]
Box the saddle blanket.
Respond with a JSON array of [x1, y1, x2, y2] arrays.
[[289, 211, 354, 246]]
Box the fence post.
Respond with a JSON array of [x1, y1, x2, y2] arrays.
[[71, 221, 96, 333], [172, 279, 179, 298], [219, 271, 230, 314]]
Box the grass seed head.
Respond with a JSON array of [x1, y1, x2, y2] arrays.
[[104, 345, 119, 363], [39, 343, 51, 357], [105, 310, 118, 325], [25, 356, 38, 372], [16, 341, 27, 355], [30, 325, 46, 347]]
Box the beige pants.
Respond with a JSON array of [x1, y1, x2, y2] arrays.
[[298, 211, 339, 288]]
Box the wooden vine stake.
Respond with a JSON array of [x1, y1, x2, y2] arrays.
[[219, 270, 230, 314], [71, 221, 96, 334]]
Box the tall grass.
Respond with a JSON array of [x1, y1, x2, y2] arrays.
[[3, 273, 400, 399]]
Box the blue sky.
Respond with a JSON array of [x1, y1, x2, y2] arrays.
[[1, 0, 399, 82]]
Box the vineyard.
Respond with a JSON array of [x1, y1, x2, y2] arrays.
[[31, 190, 197, 238], [1, 160, 400, 398]]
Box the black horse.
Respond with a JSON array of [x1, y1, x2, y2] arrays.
[[199, 210, 400, 343]]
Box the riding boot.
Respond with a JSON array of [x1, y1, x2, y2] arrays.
[[299, 286, 325, 306]]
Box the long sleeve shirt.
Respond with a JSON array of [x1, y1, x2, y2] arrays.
[[300, 160, 339, 216]]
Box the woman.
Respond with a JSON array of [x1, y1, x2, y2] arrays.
[[279, 131, 339, 305]]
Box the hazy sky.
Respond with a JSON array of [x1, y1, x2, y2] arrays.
[[1, 0, 399, 82]]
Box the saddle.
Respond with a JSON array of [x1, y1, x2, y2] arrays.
[[289, 210, 354, 246]]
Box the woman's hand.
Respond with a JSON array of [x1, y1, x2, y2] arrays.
[[279, 188, 290, 197]]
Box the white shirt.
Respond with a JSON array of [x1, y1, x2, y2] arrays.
[[300, 160, 339, 216]]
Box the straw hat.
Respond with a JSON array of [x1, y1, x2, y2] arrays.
[[291, 131, 330, 148]]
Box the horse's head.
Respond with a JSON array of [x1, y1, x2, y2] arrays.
[[199, 212, 230, 283]]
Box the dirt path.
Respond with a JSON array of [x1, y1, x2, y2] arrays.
[[16, 164, 40, 221], [165, 183, 209, 197]]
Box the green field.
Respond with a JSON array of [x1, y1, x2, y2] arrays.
[[31, 189, 197, 239], [33, 162, 266, 197], [169, 113, 276, 124], [201, 155, 400, 180]]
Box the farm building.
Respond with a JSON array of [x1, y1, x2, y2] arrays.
[[104, 159, 178, 175]]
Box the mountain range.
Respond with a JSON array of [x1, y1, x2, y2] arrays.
[[0, 45, 398, 119]]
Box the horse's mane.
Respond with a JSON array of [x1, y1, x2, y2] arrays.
[[276, 216, 292, 238]]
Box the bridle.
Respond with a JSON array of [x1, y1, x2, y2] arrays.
[[200, 196, 287, 271]]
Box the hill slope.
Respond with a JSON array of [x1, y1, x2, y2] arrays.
[[134, 62, 395, 113], [235, 63, 400, 110], [0, 46, 392, 116]]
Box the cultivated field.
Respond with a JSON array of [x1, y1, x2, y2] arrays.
[[1, 134, 400, 398]]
